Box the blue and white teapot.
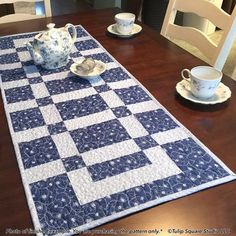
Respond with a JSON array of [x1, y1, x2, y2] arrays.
[[26, 23, 77, 70]]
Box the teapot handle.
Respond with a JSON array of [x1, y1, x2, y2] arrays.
[[65, 23, 77, 43]]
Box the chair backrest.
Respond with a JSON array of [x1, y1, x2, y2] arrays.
[[232, 66, 236, 80], [0, 0, 52, 24], [161, 0, 236, 71]]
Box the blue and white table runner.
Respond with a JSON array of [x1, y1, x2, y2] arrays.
[[0, 26, 235, 236]]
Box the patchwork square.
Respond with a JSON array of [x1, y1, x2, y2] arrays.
[[40, 104, 62, 125], [24, 65, 40, 78], [94, 84, 111, 93], [52, 132, 79, 158], [70, 119, 131, 153], [19, 136, 60, 169], [135, 109, 178, 134], [0, 37, 14, 49], [101, 67, 131, 82], [17, 50, 31, 62], [48, 122, 67, 135], [134, 135, 159, 150], [36, 96, 53, 107], [115, 86, 151, 105], [0, 52, 19, 64], [100, 90, 125, 108], [10, 107, 45, 132], [62, 156, 86, 172], [5, 85, 34, 104], [74, 39, 99, 51], [31, 83, 50, 99], [56, 94, 109, 121], [111, 106, 132, 118], [89, 53, 113, 63], [118, 115, 148, 138], [45, 76, 91, 95], [28, 76, 43, 84], [1, 67, 26, 82]]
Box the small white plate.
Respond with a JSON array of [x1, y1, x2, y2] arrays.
[[70, 59, 106, 79], [107, 23, 142, 38], [176, 79, 231, 104]]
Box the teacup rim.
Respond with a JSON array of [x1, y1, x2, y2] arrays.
[[115, 12, 136, 20], [190, 66, 222, 81]]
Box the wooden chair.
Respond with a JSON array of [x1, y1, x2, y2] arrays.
[[0, 0, 51, 24], [232, 66, 236, 80], [161, 0, 236, 71]]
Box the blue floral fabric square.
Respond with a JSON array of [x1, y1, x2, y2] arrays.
[[62, 156, 86, 172], [19, 136, 60, 169], [5, 85, 34, 104], [56, 94, 109, 120], [10, 107, 45, 132], [70, 119, 131, 152]]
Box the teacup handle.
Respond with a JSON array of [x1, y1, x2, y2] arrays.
[[65, 23, 77, 43], [181, 69, 191, 81]]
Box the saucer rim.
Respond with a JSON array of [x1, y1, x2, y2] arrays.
[[70, 60, 106, 79], [107, 23, 142, 38], [176, 79, 231, 104]]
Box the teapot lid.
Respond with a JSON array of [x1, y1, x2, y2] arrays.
[[35, 23, 57, 42], [47, 23, 55, 30]]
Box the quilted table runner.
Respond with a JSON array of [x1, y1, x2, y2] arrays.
[[0, 26, 235, 236]]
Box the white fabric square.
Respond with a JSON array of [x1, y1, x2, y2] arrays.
[[106, 62, 119, 70], [81, 139, 141, 166], [0, 62, 21, 71], [151, 127, 190, 145], [25, 160, 66, 184], [13, 37, 34, 48], [64, 109, 116, 131], [108, 79, 137, 90], [127, 100, 161, 114], [89, 77, 105, 86], [14, 126, 50, 143], [75, 36, 91, 42], [23, 65, 40, 78], [42, 71, 71, 82], [52, 132, 79, 158], [100, 90, 124, 108], [52, 87, 97, 104], [0, 48, 16, 56], [7, 100, 38, 113], [40, 104, 62, 125], [2, 79, 29, 90], [118, 115, 148, 138], [31, 83, 50, 99], [17, 51, 31, 62], [80, 48, 104, 56]]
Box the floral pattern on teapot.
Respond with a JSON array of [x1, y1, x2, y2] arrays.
[[26, 23, 77, 70]]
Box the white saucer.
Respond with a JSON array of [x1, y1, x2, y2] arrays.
[[70, 59, 106, 79], [176, 79, 231, 104], [107, 24, 142, 38]]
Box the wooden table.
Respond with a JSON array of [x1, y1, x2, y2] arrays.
[[0, 8, 236, 236]]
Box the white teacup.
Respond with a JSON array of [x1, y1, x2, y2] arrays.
[[115, 13, 135, 35], [181, 66, 222, 99]]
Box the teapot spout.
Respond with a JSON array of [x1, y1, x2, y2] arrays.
[[26, 42, 44, 65]]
